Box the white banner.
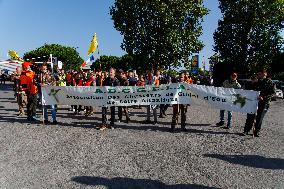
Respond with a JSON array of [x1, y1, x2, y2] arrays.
[[42, 83, 260, 113]]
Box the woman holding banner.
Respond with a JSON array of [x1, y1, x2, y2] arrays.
[[216, 72, 241, 129]]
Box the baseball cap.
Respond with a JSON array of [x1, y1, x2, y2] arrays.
[[22, 62, 32, 67]]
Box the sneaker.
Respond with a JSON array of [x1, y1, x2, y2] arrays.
[[168, 128, 175, 133], [52, 121, 58, 125], [99, 125, 107, 131], [95, 124, 104, 130], [30, 116, 40, 122], [142, 120, 153, 124], [126, 117, 130, 123], [181, 128, 188, 132], [253, 132, 260, 137], [241, 132, 248, 136], [216, 121, 224, 126], [106, 124, 114, 129], [159, 114, 165, 118], [153, 121, 157, 125], [44, 120, 50, 124]]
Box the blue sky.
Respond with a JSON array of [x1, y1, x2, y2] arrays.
[[0, 0, 221, 69]]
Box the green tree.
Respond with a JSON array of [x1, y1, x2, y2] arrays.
[[110, 0, 208, 70], [90, 55, 120, 71], [214, 0, 284, 76], [91, 54, 150, 74], [23, 44, 84, 70]]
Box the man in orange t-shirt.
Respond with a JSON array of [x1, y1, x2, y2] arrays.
[[19, 62, 38, 121]]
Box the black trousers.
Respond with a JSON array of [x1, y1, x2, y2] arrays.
[[102, 107, 116, 125], [27, 94, 37, 118], [160, 104, 169, 115], [118, 106, 129, 121], [171, 104, 187, 129], [74, 105, 83, 113], [255, 101, 269, 134], [86, 106, 93, 113], [244, 113, 256, 133]]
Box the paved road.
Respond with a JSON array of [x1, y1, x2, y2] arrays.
[[0, 83, 283, 189]]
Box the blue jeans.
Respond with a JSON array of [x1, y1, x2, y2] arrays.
[[43, 105, 57, 121], [39, 92, 57, 122], [220, 110, 232, 128]]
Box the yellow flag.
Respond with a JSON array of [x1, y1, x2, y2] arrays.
[[88, 33, 98, 56], [8, 50, 23, 61]]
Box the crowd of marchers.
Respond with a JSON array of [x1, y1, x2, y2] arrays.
[[5, 62, 275, 137]]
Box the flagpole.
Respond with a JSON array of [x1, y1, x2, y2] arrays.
[[98, 44, 102, 71]]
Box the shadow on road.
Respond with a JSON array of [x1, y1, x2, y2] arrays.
[[0, 83, 13, 92], [0, 110, 242, 136], [0, 97, 15, 101], [115, 123, 241, 136], [188, 124, 211, 127], [71, 176, 221, 189], [204, 154, 284, 170]]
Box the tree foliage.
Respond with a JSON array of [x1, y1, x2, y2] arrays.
[[91, 54, 147, 74], [23, 44, 84, 70], [110, 0, 208, 70], [214, 0, 284, 75], [90, 55, 120, 71]]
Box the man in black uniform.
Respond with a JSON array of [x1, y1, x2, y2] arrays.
[[101, 68, 120, 129], [253, 69, 275, 137], [243, 75, 258, 135]]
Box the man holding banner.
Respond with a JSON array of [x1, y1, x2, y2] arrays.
[[253, 69, 275, 137]]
